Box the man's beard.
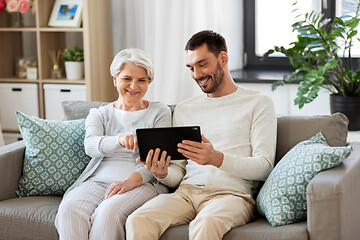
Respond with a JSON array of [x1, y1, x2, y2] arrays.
[[197, 63, 224, 94]]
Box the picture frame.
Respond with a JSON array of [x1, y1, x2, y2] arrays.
[[48, 0, 83, 27]]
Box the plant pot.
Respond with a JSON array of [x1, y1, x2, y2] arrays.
[[64, 61, 84, 80], [330, 94, 360, 131]]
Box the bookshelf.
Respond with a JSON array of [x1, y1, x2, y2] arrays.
[[0, 0, 115, 132]]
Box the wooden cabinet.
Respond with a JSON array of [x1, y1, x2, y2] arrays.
[[0, 0, 115, 132]]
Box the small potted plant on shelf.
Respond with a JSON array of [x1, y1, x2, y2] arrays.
[[264, 0, 360, 130], [62, 46, 84, 80]]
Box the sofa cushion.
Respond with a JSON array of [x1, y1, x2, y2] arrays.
[[275, 113, 348, 164], [0, 196, 61, 240], [16, 111, 91, 197], [62, 100, 177, 121], [159, 219, 308, 240], [63, 103, 349, 159], [256, 132, 352, 227], [62, 100, 109, 120]]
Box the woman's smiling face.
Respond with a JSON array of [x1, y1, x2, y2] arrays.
[[114, 63, 150, 105]]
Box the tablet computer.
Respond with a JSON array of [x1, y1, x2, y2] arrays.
[[136, 126, 201, 161]]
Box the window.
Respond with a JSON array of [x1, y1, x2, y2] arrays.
[[244, 0, 346, 69], [336, 0, 360, 56], [255, 0, 321, 56]]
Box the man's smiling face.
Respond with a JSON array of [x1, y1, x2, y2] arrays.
[[186, 44, 224, 95]]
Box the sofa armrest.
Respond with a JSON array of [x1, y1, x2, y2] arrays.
[[307, 142, 360, 240], [0, 140, 25, 201]]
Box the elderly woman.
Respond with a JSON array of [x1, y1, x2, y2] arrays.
[[55, 48, 171, 240]]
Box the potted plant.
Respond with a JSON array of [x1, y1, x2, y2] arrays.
[[264, 1, 360, 130], [62, 46, 84, 80]]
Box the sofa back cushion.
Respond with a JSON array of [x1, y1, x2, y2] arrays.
[[62, 101, 109, 120], [62, 101, 175, 120], [62, 101, 349, 165], [275, 113, 349, 164]]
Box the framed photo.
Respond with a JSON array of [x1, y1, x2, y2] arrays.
[[48, 0, 83, 27]]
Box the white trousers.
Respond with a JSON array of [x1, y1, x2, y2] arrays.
[[55, 180, 167, 240], [126, 184, 255, 240]]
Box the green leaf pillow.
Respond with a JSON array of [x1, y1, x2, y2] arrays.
[[256, 132, 352, 227], [16, 111, 91, 197]]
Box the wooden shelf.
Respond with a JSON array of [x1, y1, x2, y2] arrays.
[[41, 79, 85, 84], [0, 78, 39, 83], [39, 27, 84, 32], [0, 0, 115, 132], [0, 28, 37, 32], [1, 129, 21, 134], [0, 28, 83, 32]]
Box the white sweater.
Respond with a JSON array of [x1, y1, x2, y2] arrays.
[[65, 101, 171, 194], [159, 86, 277, 197]]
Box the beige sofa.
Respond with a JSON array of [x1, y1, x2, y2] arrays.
[[1, 102, 360, 240]]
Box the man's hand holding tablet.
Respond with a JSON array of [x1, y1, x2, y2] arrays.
[[177, 135, 224, 168], [136, 126, 224, 178]]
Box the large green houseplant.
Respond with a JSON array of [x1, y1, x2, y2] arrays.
[[264, 0, 360, 130]]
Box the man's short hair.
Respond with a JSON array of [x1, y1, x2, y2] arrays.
[[185, 30, 227, 57]]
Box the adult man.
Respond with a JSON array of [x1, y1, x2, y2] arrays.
[[126, 30, 277, 240]]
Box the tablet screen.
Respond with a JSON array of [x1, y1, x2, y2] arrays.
[[136, 126, 201, 161]]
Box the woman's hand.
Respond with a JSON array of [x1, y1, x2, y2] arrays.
[[177, 135, 224, 167], [105, 172, 142, 199], [136, 148, 171, 179], [118, 134, 138, 153]]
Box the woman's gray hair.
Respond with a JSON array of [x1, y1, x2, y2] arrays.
[[110, 48, 154, 82]]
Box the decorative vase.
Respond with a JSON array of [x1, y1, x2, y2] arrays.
[[10, 12, 24, 28], [64, 61, 84, 80], [330, 94, 360, 131], [51, 65, 62, 79]]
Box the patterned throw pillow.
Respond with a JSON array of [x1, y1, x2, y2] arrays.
[[16, 111, 91, 197], [256, 132, 352, 227]]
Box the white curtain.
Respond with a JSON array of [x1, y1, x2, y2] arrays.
[[111, 0, 243, 105]]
